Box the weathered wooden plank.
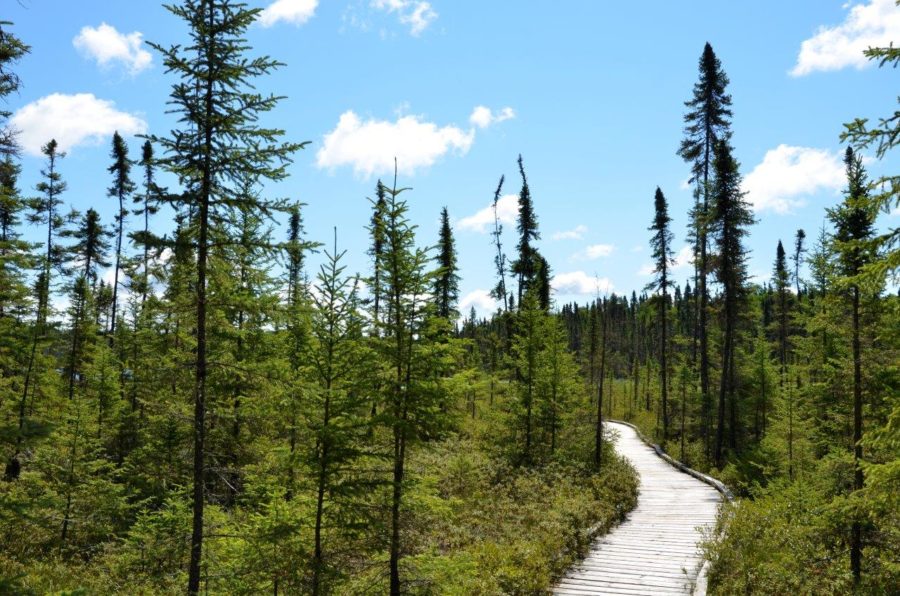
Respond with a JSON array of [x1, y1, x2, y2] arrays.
[[553, 422, 723, 595]]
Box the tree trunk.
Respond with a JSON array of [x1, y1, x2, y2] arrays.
[[660, 293, 669, 440], [389, 422, 406, 595], [595, 309, 607, 469], [850, 284, 863, 583], [187, 7, 214, 592], [714, 315, 731, 469]]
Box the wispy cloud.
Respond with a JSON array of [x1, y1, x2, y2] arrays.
[[458, 194, 519, 233], [11, 93, 147, 156], [743, 144, 845, 213], [791, 0, 900, 76], [552, 225, 588, 241], [371, 0, 438, 36], [73, 23, 152, 75], [572, 243, 615, 260], [551, 271, 614, 295]]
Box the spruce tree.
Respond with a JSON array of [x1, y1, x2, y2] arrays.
[[306, 231, 369, 595], [678, 42, 732, 455], [490, 175, 508, 312], [711, 139, 753, 467], [535, 252, 551, 312], [8, 140, 69, 480], [595, 298, 607, 469], [647, 187, 674, 440], [366, 182, 387, 427], [107, 131, 134, 339], [512, 155, 539, 305], [0, 156, 30, 320], [65, 208, 113, 290], [841, 36, 899, 281], [147, 2, 305, 591], [434, 206, 459, 320], [283, 200, 311, 500], [512, 289, 544, 465], [0, 21, 29, 157], [374, 177, 443, 595], [28, 139, 68, 325], [827, 147, 877, 584], [133, 140, 162, 309], [64, 210, 112, 403], [368, 182, 387, 333], [0, 21, 29, 317], [773, 239, 792, 477], [792, 229, 806, 300]]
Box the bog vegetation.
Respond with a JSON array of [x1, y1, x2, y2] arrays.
[[0, 2, 897, 595]]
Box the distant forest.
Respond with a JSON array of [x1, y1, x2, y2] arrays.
[[0, 2, 897, 595]]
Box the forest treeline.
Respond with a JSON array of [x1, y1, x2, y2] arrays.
[[1, 1, 898, 595]]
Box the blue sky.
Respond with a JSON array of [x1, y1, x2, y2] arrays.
[[6, 0, 898, 316]]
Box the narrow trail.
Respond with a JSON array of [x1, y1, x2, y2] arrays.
[[555, 422, 723, 595]]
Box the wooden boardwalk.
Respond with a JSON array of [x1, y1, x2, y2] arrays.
[[555, 422, 723, 595]]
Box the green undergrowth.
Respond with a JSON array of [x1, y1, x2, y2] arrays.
[[1, 426, 639, 595], [701, 470, 899, 595]]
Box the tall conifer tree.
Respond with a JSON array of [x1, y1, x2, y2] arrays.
[[434, 206, 459, 320], [107, 131, 134, 339], [8, 139, 69, 480], [147, 2, 305, 591], [133, 140, 162, 309], [773, 239, 792, 477], [490, 175, 508, 312], [678, 42, 732, 456], [828, 147, 877, 584], [512, 155, 539, 306], [647, 187, 674, 439], [792, 229, 806, 299]]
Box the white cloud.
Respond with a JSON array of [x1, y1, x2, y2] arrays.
[[459, 289, 498, 316], [259, 0, 318, 27], [73, 23, 152, 75], [316, 110, 474, 177], [372, 0, 438, 36], [743, 144, 845, 213], [10, 93, 147, 156], [791, 0, 900, 76], [457, 193, 518, 233], [891, 206, 900, 217], [630, 245, 644, 253], [638, 262, 655, 276], [572, 243, 615, 260], [674, 244, 694, 270], [469, 105, 516, 129], [552, 225, 588, 241], [551, 271, 614, 295], [680, 177, 692, 191]]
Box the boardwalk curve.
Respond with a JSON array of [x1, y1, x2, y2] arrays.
[[555, 422, 723, 595]]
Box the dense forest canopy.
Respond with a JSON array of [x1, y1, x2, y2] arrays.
[[0, 1, 898, 595]]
